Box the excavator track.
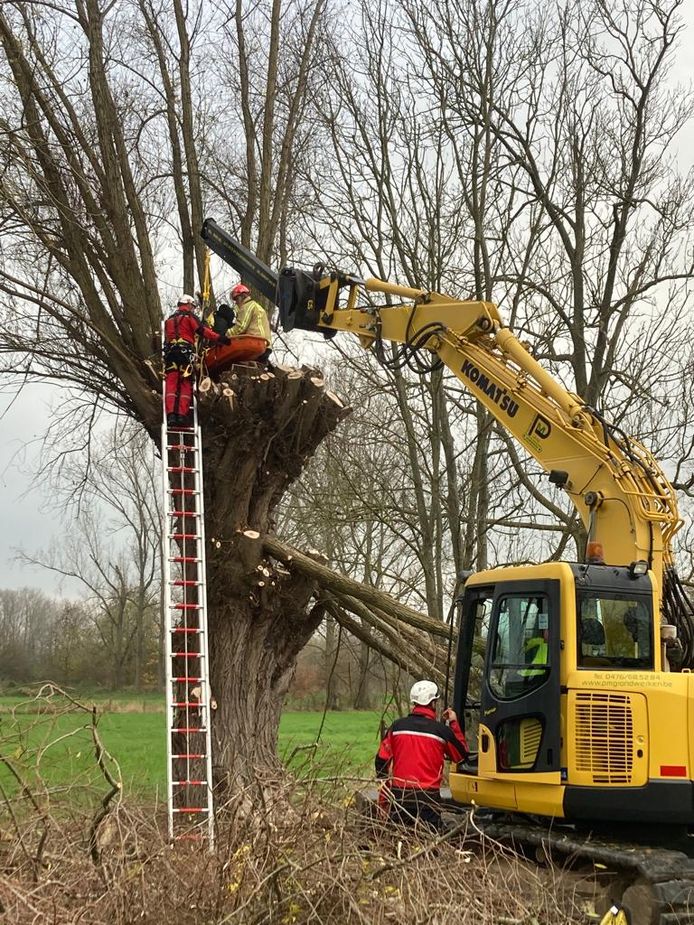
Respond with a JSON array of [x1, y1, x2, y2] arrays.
[[475, 816, 694, 925], [357, 790, 694, 924]]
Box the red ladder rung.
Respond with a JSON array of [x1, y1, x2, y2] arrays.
[[169, 488, 198, 495], [167, 466, 198, 473], [169, 533, 201, 540], [172, 807, 208, 814], [172, 780, 207, 786], [172, 603, 202, 610], [172, 727, 208, 733], [171, 653, 203, 658], [172, 753, 206, 759], [172, 580, 201, 586], [170, 556, 201, 563], [171, 628, 202, 634], [169, 511, 199, 517], [172, 676, 202, 682]]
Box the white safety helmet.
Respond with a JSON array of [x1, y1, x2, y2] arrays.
[[410, 679, 440, 706], [178, 293, 196, 305]]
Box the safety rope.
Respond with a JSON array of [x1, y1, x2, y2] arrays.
[[599, 904, 630, 925], [198, 248, 212, 382], [201, 247, 211, 314]]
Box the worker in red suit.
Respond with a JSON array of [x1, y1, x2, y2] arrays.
[[164, 294, 229, 427], [375, 680, 468, 831]]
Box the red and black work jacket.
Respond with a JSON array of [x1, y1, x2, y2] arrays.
[[164, 307, 224, 347], [375, 705, 468, 792]]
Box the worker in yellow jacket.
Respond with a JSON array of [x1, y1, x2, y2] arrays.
[[229, 284, 271, 342]]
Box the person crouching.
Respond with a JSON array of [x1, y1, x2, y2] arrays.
[[375, 680, 468, 832]]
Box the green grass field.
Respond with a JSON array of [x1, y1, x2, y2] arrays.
[[0, 697, 388, 800]]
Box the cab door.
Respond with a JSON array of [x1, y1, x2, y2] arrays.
[[455, 579, 561, 773]]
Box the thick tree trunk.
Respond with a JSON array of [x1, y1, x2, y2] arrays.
[[207, 592, 325, 799], [187, 365, 349, 800]]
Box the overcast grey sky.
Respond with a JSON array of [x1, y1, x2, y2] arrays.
[[1, 8, 693, 597], [0, 383, 73, 594]]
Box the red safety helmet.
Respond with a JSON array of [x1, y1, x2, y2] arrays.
[[230, 283, 250, 300]]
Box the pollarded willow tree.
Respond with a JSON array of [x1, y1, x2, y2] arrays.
[[0, 0, 456, 799], [0, 0, 356, 795]]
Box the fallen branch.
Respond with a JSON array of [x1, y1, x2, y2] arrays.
[[324, 600, 444, 687], [263, 535, 448, 639]]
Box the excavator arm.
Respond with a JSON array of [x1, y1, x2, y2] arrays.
[[200, 220, 693, 652], [279, 262, 682, 577]]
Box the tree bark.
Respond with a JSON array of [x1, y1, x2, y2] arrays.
[[190, 365, 350, 797]]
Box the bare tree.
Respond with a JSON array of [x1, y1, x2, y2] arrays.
[[0, 588, 56, 681], [406, 0, 694, 550], [307, 0, 694, 585], [0, 0, 351, 797]]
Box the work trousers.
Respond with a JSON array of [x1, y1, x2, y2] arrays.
[[165, 367, 193, 417], [385, 788, 443, 833]]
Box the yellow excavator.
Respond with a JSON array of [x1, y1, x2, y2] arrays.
[[201, 219, 694, 924]]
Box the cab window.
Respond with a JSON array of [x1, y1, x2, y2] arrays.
[[577, 593, 653, 669], [489, 594, 550, 700]]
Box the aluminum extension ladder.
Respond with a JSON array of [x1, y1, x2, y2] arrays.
[[160, 379, 215, 848]]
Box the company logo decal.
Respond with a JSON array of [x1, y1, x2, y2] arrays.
[[461, 360, 518, 418]]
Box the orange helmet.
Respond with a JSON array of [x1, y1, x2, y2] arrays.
[[230, 283, 250, 300]]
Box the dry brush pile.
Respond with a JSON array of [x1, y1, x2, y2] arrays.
[[0, 689, 587, 924]]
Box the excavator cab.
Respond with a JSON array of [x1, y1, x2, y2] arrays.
[[450, 562, 694, 825]]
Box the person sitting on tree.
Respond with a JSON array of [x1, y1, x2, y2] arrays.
[[228, 283, 272, 363]]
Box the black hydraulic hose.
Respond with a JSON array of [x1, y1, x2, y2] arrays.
[[443, 598, 457, 710], [663, 566, 694, 668], [372, 316, 446, 374], [590, 406, 665, 501]]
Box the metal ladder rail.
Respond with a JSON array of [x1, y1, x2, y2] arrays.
[[192, 396, 215, 847], [180, 397, 215, 845], [161, 333, 214, 848], [162, 399, 214, 846]]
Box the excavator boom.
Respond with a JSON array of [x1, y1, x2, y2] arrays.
[[275, 264, 681, 579], [200, 218, 279, 304]]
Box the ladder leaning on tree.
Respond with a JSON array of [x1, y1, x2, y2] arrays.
[[160, 321, 215, 848]]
